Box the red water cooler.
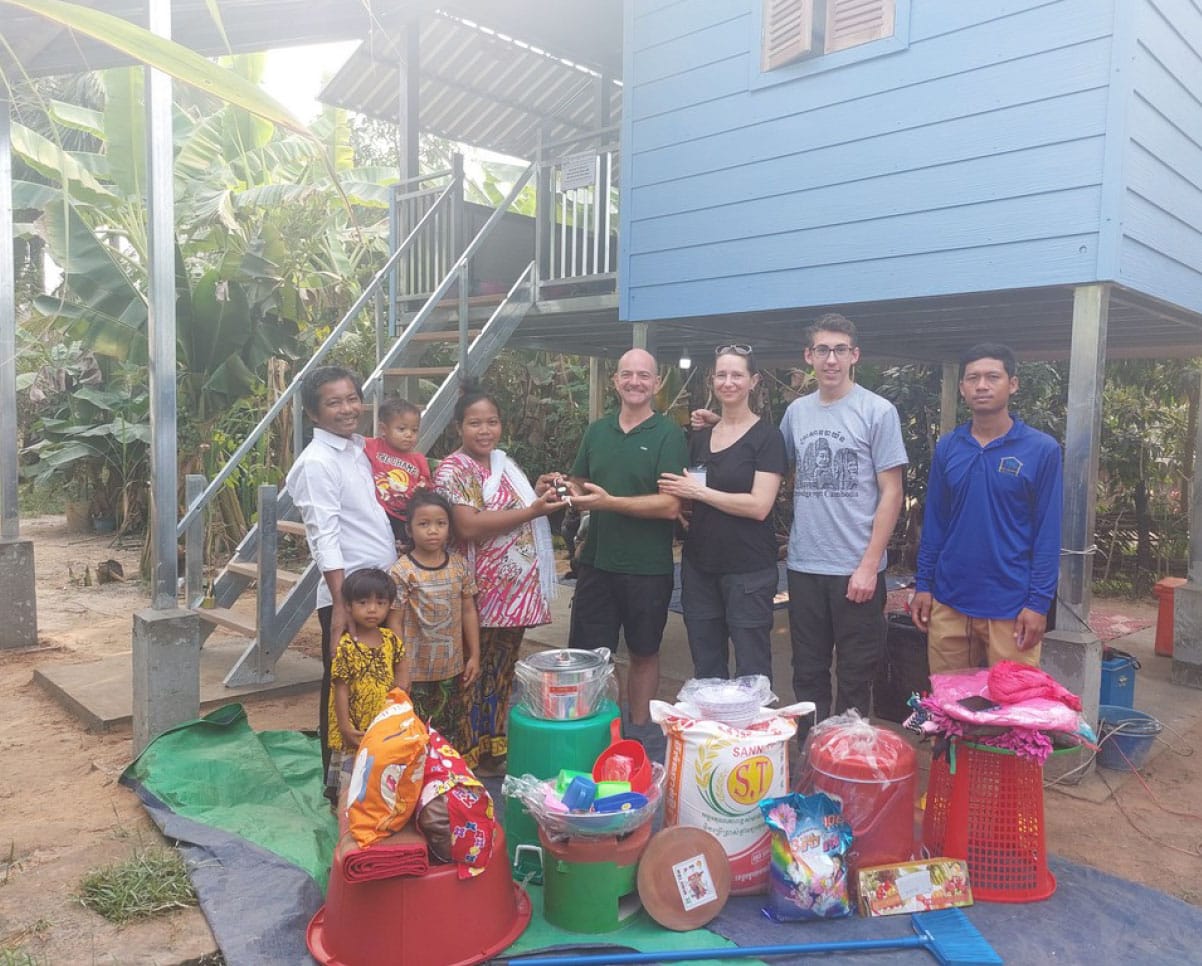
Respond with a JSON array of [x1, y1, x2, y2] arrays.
[[805, 724, 917, 874]]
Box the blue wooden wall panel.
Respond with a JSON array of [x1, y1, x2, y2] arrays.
[[621, 0, 1115, 320], [1116, 0, 1202, 315], [1121, 240, 1202, 311], [627, 236, 1100, 321], [908, 0, 1066, 42], [630, 14, 749, 86], [631, 0, 746, 54], [630, 91, 1110, 219], [1127, 143, 1202, 228], [631, 140, 1105, 253], [632, 53, 1109, 186], [630, 187, 1102, 285], [632, 0, 1109, 145], [632, 54, 748, 121]]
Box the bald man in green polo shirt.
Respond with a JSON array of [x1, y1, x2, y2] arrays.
[[538, 349, 688, 756]]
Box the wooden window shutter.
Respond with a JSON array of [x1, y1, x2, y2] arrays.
[[825, 0, 895, 54], [762, 0, 814, 71]]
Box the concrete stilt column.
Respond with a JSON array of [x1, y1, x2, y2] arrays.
[[132, 608, 200, 755], [1173, 371, 1202, 689], [1043, 283, 1109, 782], [939, 362, 958, 436], [588, 356, 604, 421], [133, 1, 199, 754], [0, 539, 37, 649]]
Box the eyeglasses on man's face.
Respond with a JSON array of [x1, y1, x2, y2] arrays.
[[809, 343, 854, 360], [715, 344, 753, 356]]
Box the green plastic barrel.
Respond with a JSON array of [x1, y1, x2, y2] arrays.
[[504, 699, 620, 881]]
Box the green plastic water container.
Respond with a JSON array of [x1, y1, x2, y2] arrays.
[[504, 699, 620, 881], [539, 821, 651, 932]]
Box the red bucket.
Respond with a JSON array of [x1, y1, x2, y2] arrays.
[[308, 827, 531, 965]]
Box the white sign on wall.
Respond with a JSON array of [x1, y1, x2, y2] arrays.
[[560, 152, 597, 191]]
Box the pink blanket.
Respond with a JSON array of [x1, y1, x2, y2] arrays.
[[927, 669, 1084, 734]]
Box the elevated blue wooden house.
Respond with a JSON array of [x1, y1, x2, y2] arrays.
[[620, 0, 1202, 362]]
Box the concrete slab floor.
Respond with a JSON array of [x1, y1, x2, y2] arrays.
[[34, 637, 323, 732]]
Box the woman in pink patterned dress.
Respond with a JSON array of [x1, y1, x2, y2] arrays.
[[434, 383, 565, 772]]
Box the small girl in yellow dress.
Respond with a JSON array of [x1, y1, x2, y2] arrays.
[[327, 567, 409, 801]]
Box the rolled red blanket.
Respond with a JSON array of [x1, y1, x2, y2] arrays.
[[336, 827, 429, 883]]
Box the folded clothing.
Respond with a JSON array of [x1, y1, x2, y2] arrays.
[[336, 826, 429, 883], [988, 660, 1082, 711], [927, 669, 1084, 734]]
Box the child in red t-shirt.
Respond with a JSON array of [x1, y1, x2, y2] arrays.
[[364, 397, 433, 549]]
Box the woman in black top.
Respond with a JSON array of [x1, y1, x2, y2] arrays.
[[659, 345, 787, 681]]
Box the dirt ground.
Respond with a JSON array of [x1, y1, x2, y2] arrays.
[[1, 517, 1201, 964]]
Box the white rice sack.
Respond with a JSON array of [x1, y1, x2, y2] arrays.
[[650, 700, 816, 895]]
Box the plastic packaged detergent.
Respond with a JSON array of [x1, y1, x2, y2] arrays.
[[759, 791, 853, 922]]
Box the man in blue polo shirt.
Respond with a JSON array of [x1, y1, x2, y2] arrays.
[[911, 343, 1062, 671]]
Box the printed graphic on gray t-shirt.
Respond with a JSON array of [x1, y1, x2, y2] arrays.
[[780, 385, 908, 576]]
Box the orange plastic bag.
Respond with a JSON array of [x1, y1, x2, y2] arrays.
[[346, 688, 430, 847]]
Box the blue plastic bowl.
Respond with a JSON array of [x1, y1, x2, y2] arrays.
[[1096, 705, 1162, 770]]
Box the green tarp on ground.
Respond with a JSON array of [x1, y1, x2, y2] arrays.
[[506, 882, 747, 966], [123, 703, 338, 889]]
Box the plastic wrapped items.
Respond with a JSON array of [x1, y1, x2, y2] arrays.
[[798, 710, 916, 874], [512, 648, 619, 720], [760, 792, 853, 921], [347, 689, 430, 848], [415, 727, 496, 879], [677, 675, 776, 729], [651, 699, 816, 895], [502, 763, 666, 839]]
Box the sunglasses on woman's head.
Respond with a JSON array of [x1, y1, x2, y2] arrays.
[[715, 344, 753, 356]]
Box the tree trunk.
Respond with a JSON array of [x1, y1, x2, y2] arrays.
[[1135, 480, 1153, 574], [1182, 374, 1199, 518]]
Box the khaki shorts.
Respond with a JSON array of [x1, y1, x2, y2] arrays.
[[927, 599, 1041, 674]]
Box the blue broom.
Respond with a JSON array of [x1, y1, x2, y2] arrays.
[[495, 908, 1002, 965]]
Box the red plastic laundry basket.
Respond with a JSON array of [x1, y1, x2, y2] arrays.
[[922, 740, 1056, 903]]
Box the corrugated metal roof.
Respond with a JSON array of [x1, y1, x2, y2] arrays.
[[0, 0, 393, 80], [320, 11, 622, 161]]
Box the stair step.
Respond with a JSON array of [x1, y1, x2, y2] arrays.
[[195, 606, 257, 636], [434, 293, 505, 310], [225, 560, 305, 584], [408, 329, 482, 342], [385, 366, 455, 378], [276, 520, 307, 537]]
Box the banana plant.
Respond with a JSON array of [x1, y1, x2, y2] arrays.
[[13, 65, 396, 539]]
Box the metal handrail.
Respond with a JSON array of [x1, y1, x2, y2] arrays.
[[363, 160, 538, 397], [176, 176, 458, 536], [393, 183, 452, 206], [396, 166, 453, 190]]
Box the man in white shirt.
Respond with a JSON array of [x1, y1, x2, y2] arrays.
[[285, 366, 397, 796]]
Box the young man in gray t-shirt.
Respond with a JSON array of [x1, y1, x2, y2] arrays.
[[779, 315, 907, 731]]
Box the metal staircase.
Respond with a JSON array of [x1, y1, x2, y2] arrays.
[[178, 157, 538, 686]]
